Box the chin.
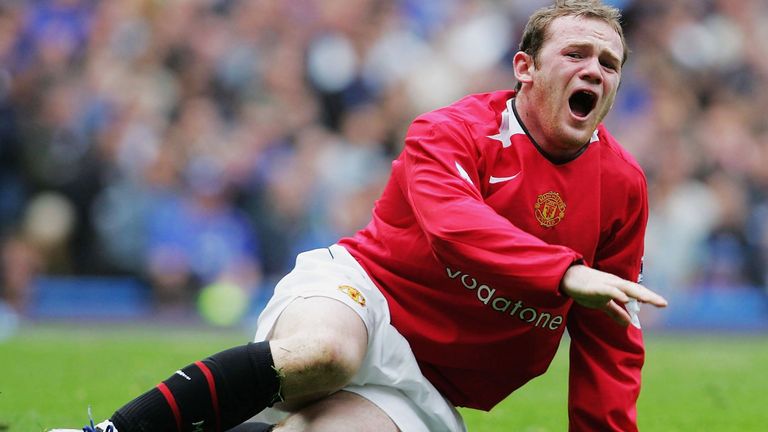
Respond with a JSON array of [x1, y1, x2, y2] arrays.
[[559, 123, 595, 148]]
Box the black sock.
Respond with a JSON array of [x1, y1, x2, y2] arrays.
[[110, 341, 282, 432]]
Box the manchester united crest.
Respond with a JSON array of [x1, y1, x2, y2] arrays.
[[535, 191, 566, 228], [338, 284, 366, 307]]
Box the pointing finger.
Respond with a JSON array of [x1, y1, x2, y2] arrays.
[[609, 286, 631, 304], [621, 281, 668, 307]]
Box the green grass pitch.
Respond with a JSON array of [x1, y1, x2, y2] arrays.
[[1, 324, 767, 431]]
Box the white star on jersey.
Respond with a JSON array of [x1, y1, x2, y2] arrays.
[[487, 98, 525, 148]]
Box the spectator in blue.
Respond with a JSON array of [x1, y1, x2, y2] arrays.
[[145, 155, 262, 315]]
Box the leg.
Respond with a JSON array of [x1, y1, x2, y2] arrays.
[[226, 423, 275, 432], [107, 297, 366, 432], [220, 298, 370, 432], [111, 341, 282, 432], [57, 247, 375, 432], [269, 296, 368, 406], [274, 391, 399, 432]]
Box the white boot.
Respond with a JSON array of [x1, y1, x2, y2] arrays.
[[49, 418, 117, 432]]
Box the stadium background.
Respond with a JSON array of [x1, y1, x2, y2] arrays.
[[1, 0, 768, 337], [1, 0, 768, 430]]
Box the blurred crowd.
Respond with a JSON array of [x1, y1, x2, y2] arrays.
[[0, 0, 766, 316]]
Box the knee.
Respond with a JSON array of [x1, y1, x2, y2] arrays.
[[275, 330, 365, 392], [303, 331, 364, 385]]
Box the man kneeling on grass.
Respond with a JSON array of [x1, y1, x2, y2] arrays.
[[53, 1, 667, 431]]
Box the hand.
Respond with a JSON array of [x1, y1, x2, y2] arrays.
[[560, 264, 667, 326]]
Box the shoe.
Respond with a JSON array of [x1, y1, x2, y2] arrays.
[[49, 407, 117, 432], [49, 419, 116, 432], [49, 420, 116, 432]]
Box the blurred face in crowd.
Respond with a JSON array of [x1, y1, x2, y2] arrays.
[[514, 15, 623, 158]]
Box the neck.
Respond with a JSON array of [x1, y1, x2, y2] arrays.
[[512, 92, 590, 164]]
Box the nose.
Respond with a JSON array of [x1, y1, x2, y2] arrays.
[[580, 57, 602, 85]]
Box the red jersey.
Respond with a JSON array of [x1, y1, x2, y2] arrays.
[[339, 90, 648, 431]]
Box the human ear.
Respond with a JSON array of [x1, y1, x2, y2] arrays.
[[513, 51, 535, 87]]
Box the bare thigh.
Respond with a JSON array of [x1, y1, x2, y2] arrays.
[[273, 390, 400, 432]]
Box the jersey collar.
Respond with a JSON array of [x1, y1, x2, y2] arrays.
[[490, 97, 599, 165]]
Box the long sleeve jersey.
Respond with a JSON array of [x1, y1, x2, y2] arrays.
[[339, 90, 648, 431]]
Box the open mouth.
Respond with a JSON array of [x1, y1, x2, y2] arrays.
[[568, 90, 597, 119]]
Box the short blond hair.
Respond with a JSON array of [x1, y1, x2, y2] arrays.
[[519, 0, 628, 67]]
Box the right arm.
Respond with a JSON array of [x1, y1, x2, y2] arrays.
[[397, 117, 581, 295]]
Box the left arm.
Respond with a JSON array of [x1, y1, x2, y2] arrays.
[[565, 175, 649, 432]]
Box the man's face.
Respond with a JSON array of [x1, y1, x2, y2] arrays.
[[523, 16, 623, 154]]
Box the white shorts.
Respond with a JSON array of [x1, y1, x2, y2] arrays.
[[251, 244, 467, 432]]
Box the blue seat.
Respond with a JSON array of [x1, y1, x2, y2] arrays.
[[29, 276, 151, 319]]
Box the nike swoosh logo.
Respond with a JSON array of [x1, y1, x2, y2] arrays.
[[455, 161, 475, 186], [175, 370, 192, 380], [489, 172, 521, 184]]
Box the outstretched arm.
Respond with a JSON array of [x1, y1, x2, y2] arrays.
[[560, 264, 667, 326], [565, 170, 664, 431]]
